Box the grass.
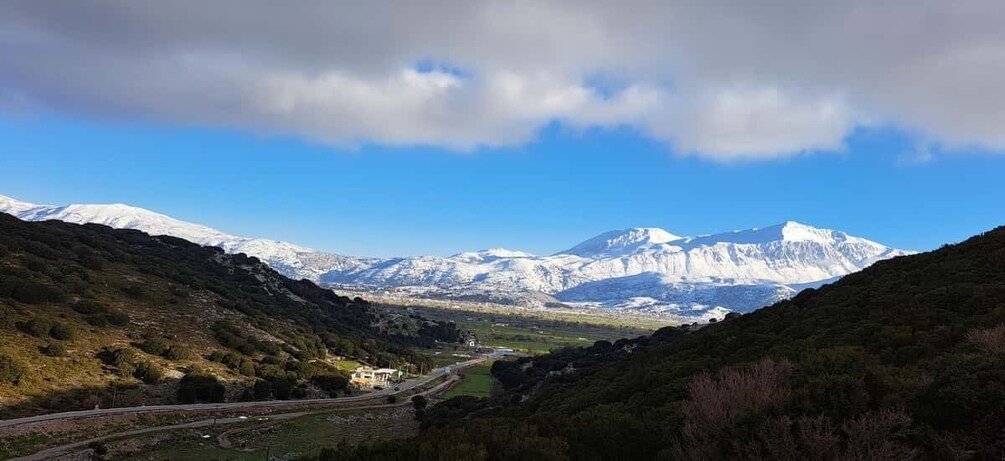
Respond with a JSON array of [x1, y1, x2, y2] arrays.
[[444, 364, 494, 398], [0, 432, 48, 459], [131, 441, 260, 461], [333, 359, 361, 372], [133, 407, 418, 460], [398, 304, 655, 354]]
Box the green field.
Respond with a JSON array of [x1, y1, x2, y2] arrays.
[[391, 304, 656, 354], [122, 407, 418, 460], [444, 364, 494, 398]]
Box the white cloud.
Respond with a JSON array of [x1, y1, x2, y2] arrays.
[[650, 86, 855, 159], [1, 1, 1004, 160]]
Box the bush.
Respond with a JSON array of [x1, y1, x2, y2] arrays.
[[680, 359, 792, 444], [72, 299, 109, 315], [10, 281, 65, 304], [238, 360, 256, 377], [177, 371, 226, 403], [49, 322, 76, 341], [120, 284, 147, 299], [164, 345, 193, 361], [82, 309, 130, 328], [311, 373, 349, 397], [966, 323, 1005, 354], [19, 318, 53, 338], [106, 310, 131, 326], [134, 361, 164, 383], [387, 394, 399, 404], [411, 394, 428, 410], [0, 353, 25, 384], [252, 380, 273, 400], [41, 342, 68, 357], [139, 337, 169, 356], [100, 347, 138, 377]]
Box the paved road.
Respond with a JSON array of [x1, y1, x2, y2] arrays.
[[9, 370, 466, 461], [0, 356, 487, 430]]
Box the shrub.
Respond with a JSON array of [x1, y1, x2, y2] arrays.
[[273, 378, 294, 400], [134, 361, 164, 383], [19, 318, 53, 338], [41, 342, 68, 357], [841, 410, 919, 460], [252, 380, 273, 400], [87, 441, 108, 457], [100, 347, 138, 377], [139, 337, 169, 356], [411, 394, 428, 410], [387, 394, 399, 404], [677, 358, 792, 456], [49, 322, 76, 341], [120, 284, 147, 299], [311, 373, 349, 397], [238, 360, 256, 377], [966, 324, 1005, 354], [106, 310, 130, 326], [164, 345, 193, 361], [177, 371, 226, 403], [82, 309, 130, 328], [0, 353, 26, 384], [72, 299, 109, 315], [11, 281, 66, 304]]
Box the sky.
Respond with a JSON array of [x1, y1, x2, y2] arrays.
[[1, 1, 1004, 256]]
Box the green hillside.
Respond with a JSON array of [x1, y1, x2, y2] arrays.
[[312, 227, 1005, 460], [0, 214, 459, 417]]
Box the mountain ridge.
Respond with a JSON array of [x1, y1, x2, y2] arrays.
[[0, 194, 912, 321]]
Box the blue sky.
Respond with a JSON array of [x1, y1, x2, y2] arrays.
[[2, 114, 1002, 257]]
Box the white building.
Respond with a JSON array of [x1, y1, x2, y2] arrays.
[[350, 366, 403, 389]]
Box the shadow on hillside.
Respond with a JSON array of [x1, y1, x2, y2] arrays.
[[1, 379, 186, 420]]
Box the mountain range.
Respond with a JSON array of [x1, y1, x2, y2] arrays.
[[0, 194, 911, 322]]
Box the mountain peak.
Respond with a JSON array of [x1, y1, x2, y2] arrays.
[[676, 221, 880, 248], [560, 227, 682, 257]]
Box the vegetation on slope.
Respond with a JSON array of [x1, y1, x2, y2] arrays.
[[307, 227, 1005, 460], [0, 214, 460, 416]]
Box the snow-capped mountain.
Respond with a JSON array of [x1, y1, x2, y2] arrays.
[[0, 194, 913, 321], [0, 195, 318, 278]]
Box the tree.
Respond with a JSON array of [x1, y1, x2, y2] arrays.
[[311, 373, 349, 397], [252, 380, 273, 400], [411, 394, 428, 410], [177, 371, 226, 403]]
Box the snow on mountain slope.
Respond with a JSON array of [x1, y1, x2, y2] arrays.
[[560, 227, 681, 257], [0, 195, 317, 278], [0, 194, 913, 320]]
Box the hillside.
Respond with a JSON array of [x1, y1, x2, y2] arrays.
[[312, 226, 1005, 460], [0, 214, 459, 417], [1, 195, 911, 319]]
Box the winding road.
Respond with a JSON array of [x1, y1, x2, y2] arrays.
[[3, 357, 487, 460], [0, 357, 486, 430]]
